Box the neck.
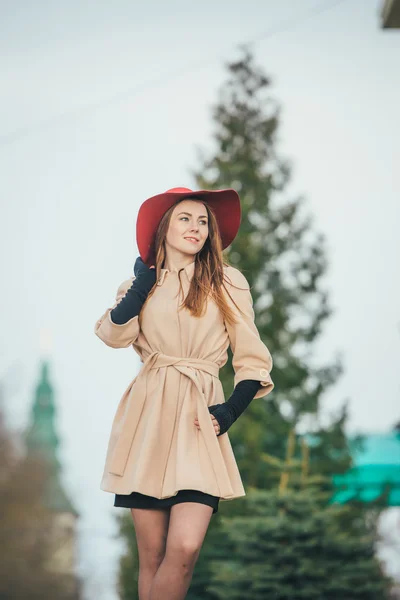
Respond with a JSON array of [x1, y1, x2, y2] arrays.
[[163, 256, 196, 272]]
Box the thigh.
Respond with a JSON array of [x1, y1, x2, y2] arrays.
[[166, 502, 213, 556], [130, 508, 171, 564]]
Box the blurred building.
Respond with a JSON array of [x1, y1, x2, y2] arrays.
[[331, 429, 400, 505], [381, 0, 400, 27], [26, 360, 81, 598], [304, 427, 400, 506]]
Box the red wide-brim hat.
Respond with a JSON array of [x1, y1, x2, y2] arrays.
[[136, 187, 241, 267]]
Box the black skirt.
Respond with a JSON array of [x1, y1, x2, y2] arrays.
[[114, 489, 219, 514]]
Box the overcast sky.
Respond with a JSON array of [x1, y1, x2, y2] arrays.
[[1, 1, 399, 598]]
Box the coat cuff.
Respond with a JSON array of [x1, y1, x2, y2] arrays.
[[94, 310, 140, 349], [234, 367, 274, 400]]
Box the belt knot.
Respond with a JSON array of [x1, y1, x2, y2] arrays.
[[141, 351, 219, 378]]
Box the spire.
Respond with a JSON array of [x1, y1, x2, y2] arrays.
[[26, 360, 78, 516], [26, 361, 59, 468]]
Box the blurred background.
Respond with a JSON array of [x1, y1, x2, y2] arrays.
[[1, 1, 399, 598]]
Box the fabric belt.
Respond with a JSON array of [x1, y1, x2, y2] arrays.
[[108, 351, 221, 478]]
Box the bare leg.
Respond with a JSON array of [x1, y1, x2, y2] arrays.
[[130, 507, 170, 600], [149, 502, 213, 600]]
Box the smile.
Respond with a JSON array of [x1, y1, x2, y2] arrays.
[[184, 237, 199, 244]]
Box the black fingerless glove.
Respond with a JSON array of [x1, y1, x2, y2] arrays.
[[208, 403, 235, 436], [110, 257, 157, 325], [208, 379, 262, 436]]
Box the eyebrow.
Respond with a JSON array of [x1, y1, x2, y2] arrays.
[[177, 211, 208, 219]]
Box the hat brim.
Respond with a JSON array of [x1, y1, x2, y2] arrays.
[[136, 188, 241, 266]]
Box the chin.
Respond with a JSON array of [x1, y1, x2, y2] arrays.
[[180, 245, 200, 256]]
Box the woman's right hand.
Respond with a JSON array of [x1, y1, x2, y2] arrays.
[[134, 256, 156, 278], [110, 258, 156, 325]]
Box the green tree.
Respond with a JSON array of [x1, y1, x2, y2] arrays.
[[188, 47, 390, 598], [0, 403, 79, 600], [205, 486, 393, 600]]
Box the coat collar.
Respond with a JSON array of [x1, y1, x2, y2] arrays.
[[157, 260, 196, 286]]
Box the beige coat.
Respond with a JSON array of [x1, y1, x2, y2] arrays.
[[95, 261, 274, 504]]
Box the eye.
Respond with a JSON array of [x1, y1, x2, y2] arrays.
[[180, 217, 208, 225]]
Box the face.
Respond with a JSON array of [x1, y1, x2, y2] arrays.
[[165, 199, 209, 259]]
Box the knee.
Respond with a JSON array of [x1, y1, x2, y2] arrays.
[[166, 540, 201, 570]]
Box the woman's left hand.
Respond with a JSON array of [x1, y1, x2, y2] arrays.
[[194, 414, 220, 436]]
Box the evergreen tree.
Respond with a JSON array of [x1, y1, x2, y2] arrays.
[[204, 486, 393, 600], [188, 47, 389, 597]]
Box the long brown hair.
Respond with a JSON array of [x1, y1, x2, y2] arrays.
[[138, 198, 247, 328]]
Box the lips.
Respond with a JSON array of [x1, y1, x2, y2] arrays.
[[184, 237, 199, 243]]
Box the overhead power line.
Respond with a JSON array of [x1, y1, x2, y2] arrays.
[[0, 0, 347, 146]]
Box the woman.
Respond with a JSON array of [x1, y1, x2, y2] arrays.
[[94, 186, 274, 600]]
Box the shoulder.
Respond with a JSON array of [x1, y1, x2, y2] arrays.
[[222, 264, 250, 291]]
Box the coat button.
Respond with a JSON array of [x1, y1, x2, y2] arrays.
[[260, 369, 269, 378]]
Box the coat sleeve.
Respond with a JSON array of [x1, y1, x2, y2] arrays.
[[222, 266, 274, 400], [94, 277, 140, 349]]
